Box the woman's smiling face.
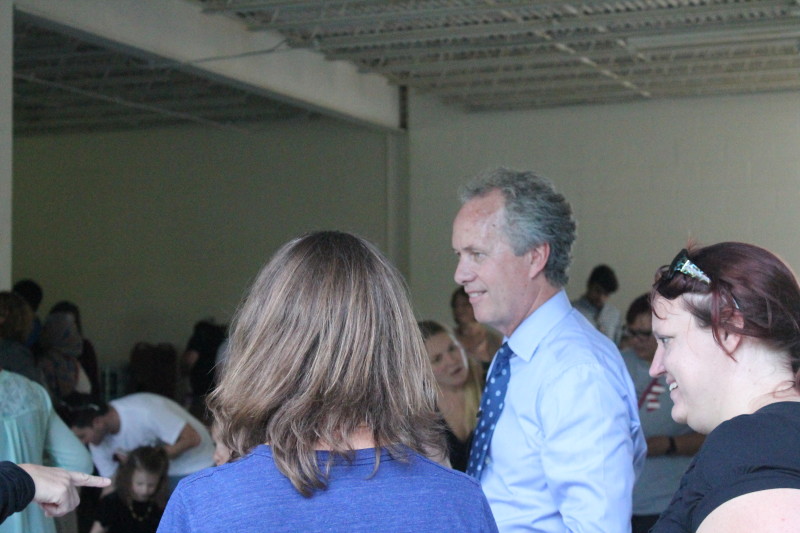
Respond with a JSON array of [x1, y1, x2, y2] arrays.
[[650, 295, 731, 434]]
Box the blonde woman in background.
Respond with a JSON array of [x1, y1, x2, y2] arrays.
[[419, 321, 482, 472], [451, 287, 501, 375]]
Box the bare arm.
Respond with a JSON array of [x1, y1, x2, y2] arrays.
[[697, 489, 800, 533], [180, 350, 199, 375], [163, 423, 201, 459], [89, 521, 108, 533], [646, 432, 705, 457], [17, 464, 111, 517]]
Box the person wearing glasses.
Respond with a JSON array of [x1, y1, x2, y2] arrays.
[[620, 294, 704, 533], [649, 243, 800, 532], [157, 231, 498, 533]]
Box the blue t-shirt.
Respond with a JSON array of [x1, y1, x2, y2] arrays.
[[157, 444, 497, 533]]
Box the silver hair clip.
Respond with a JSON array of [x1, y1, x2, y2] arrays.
[[667, 249, 711, 285]]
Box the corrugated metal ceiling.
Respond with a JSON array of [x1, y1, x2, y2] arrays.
[[13, 0, 800, 134]]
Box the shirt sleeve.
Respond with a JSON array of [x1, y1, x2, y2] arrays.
[[479, 491, 500, 533], [691, 415, 800, 530], [0, 462, 36, 524], [90, 443, 119, 479], [144, 400, 189, 446], [538, 362, 637, 532], [156, 487, 190, 533], [42, 396, 94, 473]]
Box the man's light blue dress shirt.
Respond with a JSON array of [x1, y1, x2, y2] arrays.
[[481, 290, 646, 532]]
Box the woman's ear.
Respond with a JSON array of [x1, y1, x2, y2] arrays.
[[720, 312, 745, 356], [720, 329, 742, 355]]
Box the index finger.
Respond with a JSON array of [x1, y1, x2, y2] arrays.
[[68, 472, 112, 488]]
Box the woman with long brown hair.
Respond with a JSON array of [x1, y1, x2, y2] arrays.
[[158, 231, 497, 533]]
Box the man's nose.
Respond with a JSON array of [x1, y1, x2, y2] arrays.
[[454, 257, 474, 285]]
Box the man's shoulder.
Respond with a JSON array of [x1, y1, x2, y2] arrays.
[[514, 315, 627, 392], [543, 311, 619, 359]]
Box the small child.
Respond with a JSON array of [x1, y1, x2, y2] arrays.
[[90, 446, 169, 533]]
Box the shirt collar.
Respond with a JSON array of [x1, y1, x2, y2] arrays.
[[507, 289, 572, 362]]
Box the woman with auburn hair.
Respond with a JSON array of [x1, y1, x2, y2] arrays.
[[418, 320, 482, 472], [157, 231, 497, 533], [648, 243, 800, 533]]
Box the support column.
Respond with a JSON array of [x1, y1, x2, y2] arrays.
[[0, 1, 13, 289]]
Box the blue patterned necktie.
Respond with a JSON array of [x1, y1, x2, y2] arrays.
[[466, 342, 513, 479]]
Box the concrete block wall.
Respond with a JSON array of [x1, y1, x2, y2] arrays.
[[407, 91, 800, 326]]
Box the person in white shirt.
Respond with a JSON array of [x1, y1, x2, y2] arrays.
[[64, 393, 214, 490]]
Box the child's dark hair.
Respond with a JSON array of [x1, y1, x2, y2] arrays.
[[116, 447, 169, 507]]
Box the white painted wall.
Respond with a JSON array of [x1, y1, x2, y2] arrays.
[[11, 88, 800, 363], [13, 118, 403, 363], [408, 91, 800, 327]]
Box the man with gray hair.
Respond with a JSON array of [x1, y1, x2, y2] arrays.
[[452, 168, 645, 532]]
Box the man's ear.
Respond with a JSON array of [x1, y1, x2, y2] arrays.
[[528, 242, 550, 279]]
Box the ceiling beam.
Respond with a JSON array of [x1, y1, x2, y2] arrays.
[[15, 0, 401, 129]]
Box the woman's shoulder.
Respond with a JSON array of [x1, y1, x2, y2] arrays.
[[386, 449, 486, 497], [0, 370, 50, 416], [682, 403, 800, 531], [694, 401, 800, 484], [184, 445, 270, 477], [707, 401, 800, 448]]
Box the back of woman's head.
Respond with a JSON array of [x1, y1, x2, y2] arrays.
[[41, 312, 83, 356], [209, 231, 442, 496], [49, 301, 82, 334], [116, 446, 169, 506], [652, 242, 800, 373]]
